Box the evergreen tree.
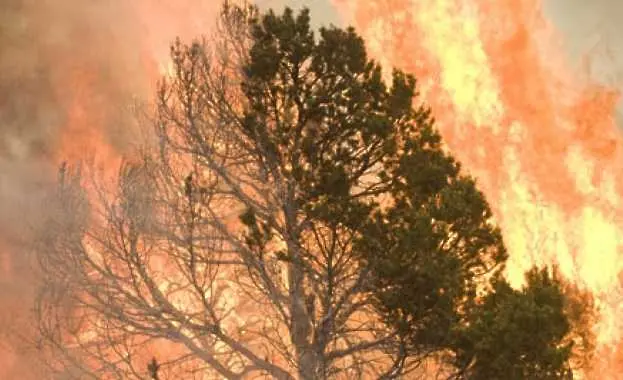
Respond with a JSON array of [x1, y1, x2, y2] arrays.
[[450, 268, 575, 379]]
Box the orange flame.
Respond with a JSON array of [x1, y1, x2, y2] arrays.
[[17, 0, 623, 377], [50, 0, 224, 167], [332, 0, 623, 376]]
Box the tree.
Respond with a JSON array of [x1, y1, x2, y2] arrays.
[[32, 3, 590, 379], [448, 268, 581, 379]]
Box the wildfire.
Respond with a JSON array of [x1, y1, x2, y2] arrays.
[[12, 0, 623, 377], [332, 0, 623, 376]]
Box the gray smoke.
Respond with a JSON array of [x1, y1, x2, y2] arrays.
[[544, 0, 623, 123], [0, 1, 160, 377], [0, 0, 149, 231]]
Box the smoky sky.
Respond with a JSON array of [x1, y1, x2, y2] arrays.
[[545, 0, 623, 83], [544, 0, 623, 127], [0, 0, 148, 236], [0, 1, 164, 377]]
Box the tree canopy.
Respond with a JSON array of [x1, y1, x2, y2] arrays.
[[33, 3, 592, 379]]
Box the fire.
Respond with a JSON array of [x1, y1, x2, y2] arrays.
[[332, 0, 623, 376], [10, 0, 622, 377], [0, 1, 224, 378], [46, 0, 226, 169]]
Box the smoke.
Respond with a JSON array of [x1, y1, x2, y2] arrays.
[[544, 0, 623, 124], [0, 1, 337, 376], [0, 0, 339, 277], [545, 0, 623, 83], [0, 0, 149, 232], [0, 0, 223, 377], [0, 1, 133, 376]]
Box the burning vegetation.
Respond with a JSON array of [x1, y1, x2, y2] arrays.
[[334, 0, 623, 378], [29, 3, 596, 379]]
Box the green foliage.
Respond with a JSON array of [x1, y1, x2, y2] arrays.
[[355, 167, 508, 352], [451, 268, 576, 379]]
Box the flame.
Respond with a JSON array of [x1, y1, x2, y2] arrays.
[[0, 1, 224, 378], [332, 0, 623, 376], [48, 0, 225, 167], [11, 0, 623, 377]]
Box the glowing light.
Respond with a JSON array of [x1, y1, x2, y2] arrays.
[[332, 0, 623, 376], [15, 0, 623, 377]]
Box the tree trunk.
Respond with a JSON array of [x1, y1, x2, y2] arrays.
[[284, 183, 318, 379]]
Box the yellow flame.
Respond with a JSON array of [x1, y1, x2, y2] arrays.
[[333, 0, 623, 376]]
